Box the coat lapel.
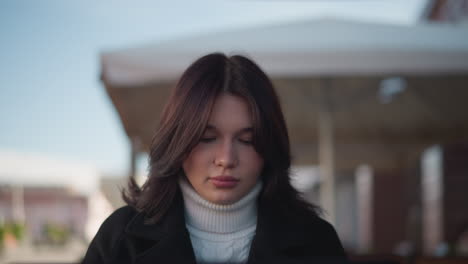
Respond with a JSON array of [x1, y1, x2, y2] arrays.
[[124, 192, 197, 264], [248, 204, 347, 264], [247, 204, 307, 263]]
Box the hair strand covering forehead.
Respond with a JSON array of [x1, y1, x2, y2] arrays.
[[122, 52, 321, 224]]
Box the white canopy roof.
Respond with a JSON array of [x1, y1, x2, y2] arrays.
[[101, 18, 468, 86], [0, 150, 99, 195]]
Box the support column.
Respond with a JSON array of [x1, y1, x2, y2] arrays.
[[129, 137, 141, 179], [422, 143, 468, 255], [11, 184, 25, 224], [335, 169, 358, 251], [356, 164, 374, 254], [318, 80, 336, 225]]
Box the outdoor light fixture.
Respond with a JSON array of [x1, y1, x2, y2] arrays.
[[378, 77, 407, 104]]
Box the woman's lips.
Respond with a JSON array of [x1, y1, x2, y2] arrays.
[[209, 176, 239, 188]]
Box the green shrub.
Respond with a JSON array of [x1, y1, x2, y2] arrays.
[[8, 222, 25, 241], [43, 223, 70, 245]]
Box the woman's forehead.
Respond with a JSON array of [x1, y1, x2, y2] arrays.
[[206, 94, 253, 131]]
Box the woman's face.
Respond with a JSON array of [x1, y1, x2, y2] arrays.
[[183, 93, 264, 205]]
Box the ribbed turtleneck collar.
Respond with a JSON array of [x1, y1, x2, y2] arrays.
[[178, 177, 262, 234]]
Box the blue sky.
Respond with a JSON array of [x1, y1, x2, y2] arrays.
[[0, 0, 427, 177]]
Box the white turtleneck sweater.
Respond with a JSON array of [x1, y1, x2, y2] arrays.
[[178, 177, 262, 264]]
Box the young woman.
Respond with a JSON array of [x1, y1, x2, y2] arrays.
[[83, 53, 346, 264]]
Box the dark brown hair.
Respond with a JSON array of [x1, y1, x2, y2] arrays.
[[123, 53, 320, 223]]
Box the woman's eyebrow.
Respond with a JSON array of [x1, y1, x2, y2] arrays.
[[204, 125, 253, 134], [239, 127, 253, 133], [236, 127, 254, 137]]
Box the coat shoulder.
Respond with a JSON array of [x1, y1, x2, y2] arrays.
[[82, 205, 139, 263], [94, 205, 138, 242], [255, 206, 347, 263], [103, 205, 139, 229], [309, 215, 338, 234], [305, 216, 346, 256]]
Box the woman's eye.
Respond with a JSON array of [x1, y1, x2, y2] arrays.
[[239, 138, 253, 145]]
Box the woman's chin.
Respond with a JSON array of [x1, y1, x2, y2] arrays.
[[209, 193, 239, 205]]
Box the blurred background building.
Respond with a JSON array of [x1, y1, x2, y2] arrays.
[[1, 0, 468, 263], [0, 151, 113, 262]]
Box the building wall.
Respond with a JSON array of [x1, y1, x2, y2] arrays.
[[0, 186, 88, 242], [372, 168, 407, 254], [443, 144, 468, 244], [422, 143, 468, 255]]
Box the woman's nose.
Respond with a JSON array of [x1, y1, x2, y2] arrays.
[[214, 140, 238, 168]]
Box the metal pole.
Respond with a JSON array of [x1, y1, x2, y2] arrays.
[[318, 79, 336, 225]]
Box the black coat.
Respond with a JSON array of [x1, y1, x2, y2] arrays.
[[82, 192, 347, 264]]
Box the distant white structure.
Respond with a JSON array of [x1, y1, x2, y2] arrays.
[[0, 150, 113, 242], [85, 190, 115, 241], [290, 166, 320, 193]]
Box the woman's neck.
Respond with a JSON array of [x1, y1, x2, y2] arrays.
[[178, 177, 262, 233]]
